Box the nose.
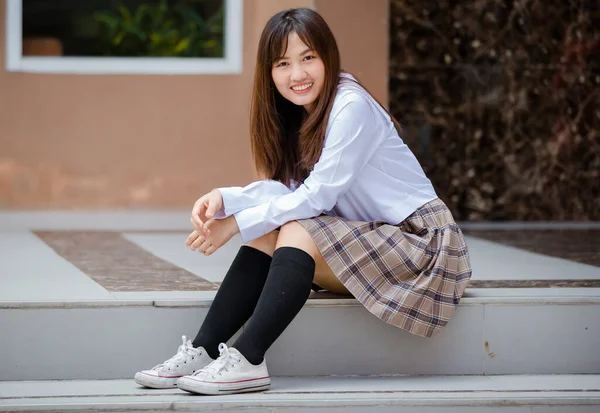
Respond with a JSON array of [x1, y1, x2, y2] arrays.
[[290, 64, 307, 82]]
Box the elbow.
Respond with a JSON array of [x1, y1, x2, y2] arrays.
[[309, 185, 340, 214]]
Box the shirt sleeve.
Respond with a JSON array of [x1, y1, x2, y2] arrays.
[[211, 180, 294, 219], [233, 95, 383, 243]]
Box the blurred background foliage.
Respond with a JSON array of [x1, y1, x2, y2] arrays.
[[389, 0, 599, 221], [22, 0, 225, 57]]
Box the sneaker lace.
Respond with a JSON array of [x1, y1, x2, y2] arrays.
[[193, 343, 241, 377], [152, 335, 199, 371]]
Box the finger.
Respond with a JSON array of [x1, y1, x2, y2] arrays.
[[198, 201, 208, 219], [191, 209, 205, 229], [190, 212, 200, 230], [198, 239, 211, 254], [187, 232, 203, 251], [191, 198, 205, 217], [205, 200, 218, 219], [185, 231, 201, 246], [191, 214, 205, 232], [204, 244, 217, 256], [190, 236, 205, 251], [201, 220, 212, 236], [192, 223, 204, 234], [191, 199, 208, 228], [205, 191, 222, 220]]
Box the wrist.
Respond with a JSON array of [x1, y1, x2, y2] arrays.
[[212, 189, 224, 213], [227, 215, 240, 235]]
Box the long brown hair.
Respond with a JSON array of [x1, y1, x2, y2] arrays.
[[250, 8, 401, 187]]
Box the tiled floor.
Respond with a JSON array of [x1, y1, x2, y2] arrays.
[[5, 228, 594, 294], [1, 212, 598, 299], [465, 229, 600, 267], [36, 232, 219, 292]]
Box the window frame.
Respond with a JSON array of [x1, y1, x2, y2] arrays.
[[5, 0, 243, 75]]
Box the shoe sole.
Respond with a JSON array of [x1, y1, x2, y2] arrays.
[[134, 372, 180, 389], [177, 376, 271, 395]]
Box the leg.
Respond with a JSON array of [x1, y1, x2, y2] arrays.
[[191, 231, 278, 358], [278, 222, 350, 295], [244, 230, 279, 257], [233, 221, 330, 364]]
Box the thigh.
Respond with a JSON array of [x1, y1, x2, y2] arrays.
[[244, 230, 279, 257], [277, 221, 351, 295]]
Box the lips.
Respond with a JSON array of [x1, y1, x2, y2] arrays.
[[290, 82, 314, 94]]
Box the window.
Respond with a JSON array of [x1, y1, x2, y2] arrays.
[[5, 0, 243, 74]]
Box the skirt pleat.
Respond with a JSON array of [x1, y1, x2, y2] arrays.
[[297, 198, 472, 338]]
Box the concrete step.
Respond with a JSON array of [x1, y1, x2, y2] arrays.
[[1, 289, 599, 380], [1, 375, 599, 412], [2, 219, 599, 381]]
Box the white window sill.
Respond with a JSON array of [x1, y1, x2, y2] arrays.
[[5, 0, 243, 75], [11, 57, 242, 75]]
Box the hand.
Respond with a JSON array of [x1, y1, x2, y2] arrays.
[[191, 190, 223, 234], [185, 215, 240, 256]]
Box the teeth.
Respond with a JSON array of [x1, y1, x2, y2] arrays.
[[292, 83, 313, 91]]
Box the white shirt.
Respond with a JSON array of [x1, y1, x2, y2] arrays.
[[216, 73, 438, 243]]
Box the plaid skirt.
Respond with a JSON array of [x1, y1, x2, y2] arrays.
[[297, 198, 472, 338]]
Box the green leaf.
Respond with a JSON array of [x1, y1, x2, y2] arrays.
[[174, 38, 190, 53], [117, 4, 132, 23], [203, 39, 218, 49], [89, 0, 226, 57], [187, 9, 206, 32], [150, 33, 161, 45], [113, 31, 126, 46], [133, 4, 149, 24]]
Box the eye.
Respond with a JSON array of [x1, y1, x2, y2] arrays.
[[304, 55, 315, 61], [276, 61, 288, 67]]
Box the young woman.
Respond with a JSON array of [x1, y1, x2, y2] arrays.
[[134, 8, 471, 396]]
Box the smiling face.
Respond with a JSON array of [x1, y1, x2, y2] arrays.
[[271, 31, 325, 112]]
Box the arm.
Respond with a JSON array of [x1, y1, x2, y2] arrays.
[[233, 96, 384, 243], [212, 179, 294, 219]]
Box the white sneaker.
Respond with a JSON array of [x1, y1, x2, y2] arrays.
[[134, 335, 214, 389], [177, 343, 271, 395]]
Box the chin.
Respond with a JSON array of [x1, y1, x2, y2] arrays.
[[289, 96, 316, 107]]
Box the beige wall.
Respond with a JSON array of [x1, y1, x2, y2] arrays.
[[316, 0, 388, 104], [0, 0, 388, 209]]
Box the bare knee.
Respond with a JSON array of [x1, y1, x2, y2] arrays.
[[277, 221, 349, 294], [245, 230, 279, 257], [276, 221, 318, 258]]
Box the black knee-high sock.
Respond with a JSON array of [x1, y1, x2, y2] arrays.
[[233, 247, 315, 365], [192, 246, 272, 359]]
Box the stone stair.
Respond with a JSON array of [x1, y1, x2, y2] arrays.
[[2, 375, 599, 412], [1, 212, 599, 411]]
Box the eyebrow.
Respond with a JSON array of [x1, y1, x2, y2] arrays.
[[277, 48, 313, 61]]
